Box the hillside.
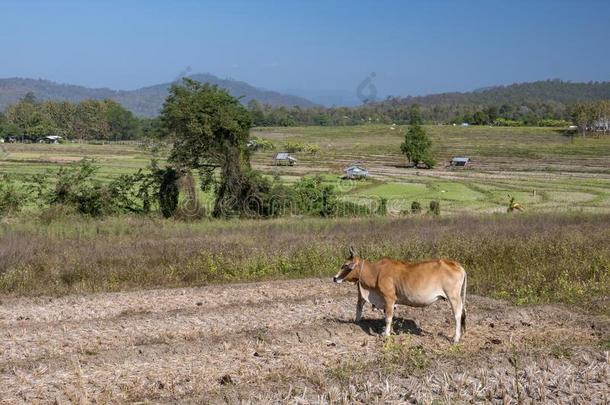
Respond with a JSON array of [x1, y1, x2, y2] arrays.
[[0, 74, 316, 117], [388, 79, 610, 107]]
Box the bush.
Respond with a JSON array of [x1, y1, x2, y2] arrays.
[[283, 141, 304, 153], [429, 200, 440, 216], [0, 176, 27, 216], [411, 201, 422, 214], [537, 119, 571, 127], [376, 197, 387, 216], [248, 136, 275, 151], [29, 159, 162, 217], [304, 143, 320, 156], [292, 176, 370, 217], [494, 118, 523, 127]]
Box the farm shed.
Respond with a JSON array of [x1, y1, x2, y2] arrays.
[[344, 165, 369, 179], [274, 152, 297, 166], [451, 157, 471, 167], [41, 135, 62, 144]]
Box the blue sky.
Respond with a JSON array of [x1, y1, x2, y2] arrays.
[[1, 0, 609, 98]]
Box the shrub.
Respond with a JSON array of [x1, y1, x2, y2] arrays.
[[376, 197, 387, 216], [304, 143, 320, 156], [283, 141, 304, 153], [29, 159, 162, 217], [538, 119, 571, 127], [411, 201, 422, 214], [248, 136, 275, 151], [429, 200, 440, 216], [292, 176, 370, 217], [0, 176, 27, 216]]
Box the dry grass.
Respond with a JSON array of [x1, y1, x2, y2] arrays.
[[0, 279, 607, 403], [0, 213, 608, 314]]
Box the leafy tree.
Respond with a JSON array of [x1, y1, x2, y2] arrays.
[[103, 99, 139, 140], [400, 122, 435, 168], [0, 123, 24, 137], [161, 79, 253, 217]]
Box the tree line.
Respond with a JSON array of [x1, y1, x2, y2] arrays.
[[247, 98, 610, 129], [1, 91, 609, 143], [0, 92, 160, 141]]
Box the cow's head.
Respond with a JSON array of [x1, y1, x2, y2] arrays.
[[333, 246, 361, 283]]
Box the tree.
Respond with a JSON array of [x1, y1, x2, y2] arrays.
[[103, 99, 138, 140], [400, 122, 435, 168], [161, 79, 253, 217], [570, 103, 593, 135]]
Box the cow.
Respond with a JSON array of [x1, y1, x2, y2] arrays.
[[333, 247, 467, 343]]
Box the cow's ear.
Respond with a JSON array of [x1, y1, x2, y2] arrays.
[[348, 262, 357, 270], [349, 246, 356, 258]]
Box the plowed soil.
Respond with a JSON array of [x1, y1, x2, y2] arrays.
[[1, 279, 608, 403]]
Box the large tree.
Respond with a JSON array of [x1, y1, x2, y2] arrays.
[[160, 78, 254, 217]]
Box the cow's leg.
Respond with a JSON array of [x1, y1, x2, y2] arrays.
[[448, 294, 463, 343], [355, 296, 365, 323], [383, 298, 396, 337]]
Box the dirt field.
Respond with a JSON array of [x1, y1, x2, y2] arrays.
[[1, 279, 608, 404]]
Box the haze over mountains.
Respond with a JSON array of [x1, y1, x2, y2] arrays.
[[1, 74, 610, 118]]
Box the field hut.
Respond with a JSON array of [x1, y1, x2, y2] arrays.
[[41, 135, 62, 144], [344, 165, 369, 179], [274, 152, 297, 166], [451, 157, 471, 167]]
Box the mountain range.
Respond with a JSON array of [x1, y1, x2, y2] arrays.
[[0, 73, 316, 117], [1, 75, 610, 118], [385, 79, 610, 107]]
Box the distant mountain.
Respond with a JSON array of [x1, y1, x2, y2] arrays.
[[0, 73, 316, 117], [387, 80, 610, 107]]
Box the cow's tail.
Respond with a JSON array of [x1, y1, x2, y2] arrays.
[[460, 269, 467, 333]]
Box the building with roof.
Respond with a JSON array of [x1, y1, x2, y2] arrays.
[[274, 152, 297, 166], [451, 157, 471, 167]]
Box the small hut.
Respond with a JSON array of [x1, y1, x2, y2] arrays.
[[274, 152, 297, 166], [344, 165, 369, 179], [450, 157, 471, 167]]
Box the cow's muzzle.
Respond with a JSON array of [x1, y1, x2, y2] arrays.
[[332, 276, 343, 283]]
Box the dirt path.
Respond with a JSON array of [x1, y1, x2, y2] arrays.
[[1, 279, 608, 403]]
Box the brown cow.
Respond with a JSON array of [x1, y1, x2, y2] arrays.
[[333, 247, 467, 342]]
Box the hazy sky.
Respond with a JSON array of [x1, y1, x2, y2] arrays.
[[2, 0, 609, 97]]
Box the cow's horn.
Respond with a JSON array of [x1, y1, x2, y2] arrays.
[[349, 246, 356, 258]]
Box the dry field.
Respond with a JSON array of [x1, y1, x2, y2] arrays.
[[1, 278, 608, 404]]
